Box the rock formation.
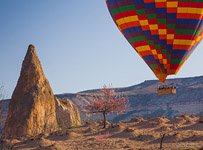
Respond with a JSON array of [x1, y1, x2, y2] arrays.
[[55, 98, 81, 129], [3, 45, 58, 138]]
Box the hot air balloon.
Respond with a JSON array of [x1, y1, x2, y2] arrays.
[[106, 0, 203, 94]]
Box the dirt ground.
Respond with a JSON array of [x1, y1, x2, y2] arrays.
[[1, 116, 203, 150]]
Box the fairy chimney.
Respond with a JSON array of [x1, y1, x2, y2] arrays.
[[3, 45, 58, 138]]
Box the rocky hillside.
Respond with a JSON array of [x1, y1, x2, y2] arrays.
[[1, 76, 203, 127], [57, 76, 203, 122]]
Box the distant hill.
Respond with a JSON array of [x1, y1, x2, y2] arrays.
[[1, 76, 203, 127], [56, 76, 203, 122]]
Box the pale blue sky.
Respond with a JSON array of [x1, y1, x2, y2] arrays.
[[0, 1, 202, 98]]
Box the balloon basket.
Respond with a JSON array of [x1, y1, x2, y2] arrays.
[[157, 83, 176, 95]]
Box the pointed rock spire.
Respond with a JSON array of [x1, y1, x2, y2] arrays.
[[3, 45, 58, 138]]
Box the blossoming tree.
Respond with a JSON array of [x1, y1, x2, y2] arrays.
[[83, 85, 129, 128]]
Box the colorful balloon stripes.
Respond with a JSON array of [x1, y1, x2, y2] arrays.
[[106, 0, 203, 82]]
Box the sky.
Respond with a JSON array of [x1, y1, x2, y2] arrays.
[[0, 1, 202, 98]]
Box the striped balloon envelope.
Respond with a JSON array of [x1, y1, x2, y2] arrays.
[[106, 0, 203, 82]]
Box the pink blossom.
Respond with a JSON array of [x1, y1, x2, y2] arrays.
[[82, 85, 129, 128]]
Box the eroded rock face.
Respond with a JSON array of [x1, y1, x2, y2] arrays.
[[3, 45, 58, 138], [56, 98, 81, 129]]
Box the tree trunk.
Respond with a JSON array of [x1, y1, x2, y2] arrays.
[[102, 112, 106, 128], [160, 133, 166, 149]]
